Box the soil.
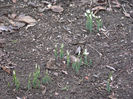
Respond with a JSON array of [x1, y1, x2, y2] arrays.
[[0, 0, 133, 99]]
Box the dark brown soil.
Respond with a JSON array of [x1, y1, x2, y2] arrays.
[[0, 0, 133, 99]]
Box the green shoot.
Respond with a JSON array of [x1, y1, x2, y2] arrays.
[[66, 51, 70, 67], [54, 44, 58, 59], [13, 70, 20, 90], [96, 16, 102, 32], [42, 70, 51, 84], [61, 86, 69, 91], [89, 59, 92, 66], [85, 10, 93, 33], [27, 73, 32, 90], [60, 43, 64, 58], [83, 49, 89, 66], [32, 64, 40, 88], [72, 57, 82, 73], [106, 72, 113, 93]]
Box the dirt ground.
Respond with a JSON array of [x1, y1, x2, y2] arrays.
[[0, 0, 133, 99]]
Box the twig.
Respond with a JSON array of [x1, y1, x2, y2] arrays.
[[88, 44, 102, 57]]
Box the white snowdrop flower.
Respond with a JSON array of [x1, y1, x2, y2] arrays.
[[86, 9, 90, 13], [84, 49, 89, 55]]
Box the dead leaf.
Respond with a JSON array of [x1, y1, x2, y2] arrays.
[[12, 0, 16, 3], [123, 11, 131, 18], [70, 55, 80, 63], [75, 46, 82, 55], [1, 66, 11, 74], [9, 20, 25, 29], [92, 6, 106, 11], [15, 15, 37, 24], [50, 5, 64, 13]]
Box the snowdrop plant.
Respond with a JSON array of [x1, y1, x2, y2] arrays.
[[54, 44, 58, 59], [32, 64, 40, 88], [107, 72, 113, 93], [66, 51, 70, 67], [60, 43, 64, 58], [85, 9, 93, 33], [83, 49, 89, 66], [95, 16, 102, 32], [13, 70, 20, 90], [42, 70, 51, 84]]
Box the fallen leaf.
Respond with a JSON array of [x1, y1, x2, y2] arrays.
[[92, 6, 106, 11], [9, 20, 25, 29], [85, 76, 89, 80], [70, 55, 80, 63], [75, 46, 82, 55], [12, 0, 16, 3], [62, 70, 68, 75], [1, 66, 11, 74], [50, 5, 64, 13], [123, 11, 131, 18], [15, 15, 37, 24]]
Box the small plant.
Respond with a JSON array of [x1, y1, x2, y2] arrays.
[[95, 16, 102, 32], [66, 51, 70, 67], [54, 44, 58, 59], [42, 70, 51, 84], [13, 70, 20, 90], [61, 85, 69, 91], [32, 64, 40, 88], [85, 10, 93, 33], [60, 43, 64, 58], [85, 9, 103, 33], [72, 57, 82, 73], [83, 49, 89, 66], [106, 72, 113, 93], [89, 59, 92, 66], [27, 73, 32, 90]]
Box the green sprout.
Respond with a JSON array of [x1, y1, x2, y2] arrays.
[[60, 43, 64, 58], [54, 44, 58, 59], [95, 16, 102, 32], [42, 70, 51, 84], [27, 73, 32, 90], [89, 59, 92, 66], [85, 10, 93, 33], [106, 72, 113, 93], [66, 51, 70, 67], [72, 57, 82, 73], [83, 49, 89, 66], [32, 64, 40, 88], [13, 70, 20, 90], [61, 85, 69, 91]]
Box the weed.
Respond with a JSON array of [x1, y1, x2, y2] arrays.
[[54, 44, 58, 59], [27, 73, 32, 90], [13, 70, 20, 90], [66, 50, 70, 67], [42, 70, 51, 84], [106, 72, 113, 93], [60, 43, 64, 58], [32, 64, 40, 88]]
